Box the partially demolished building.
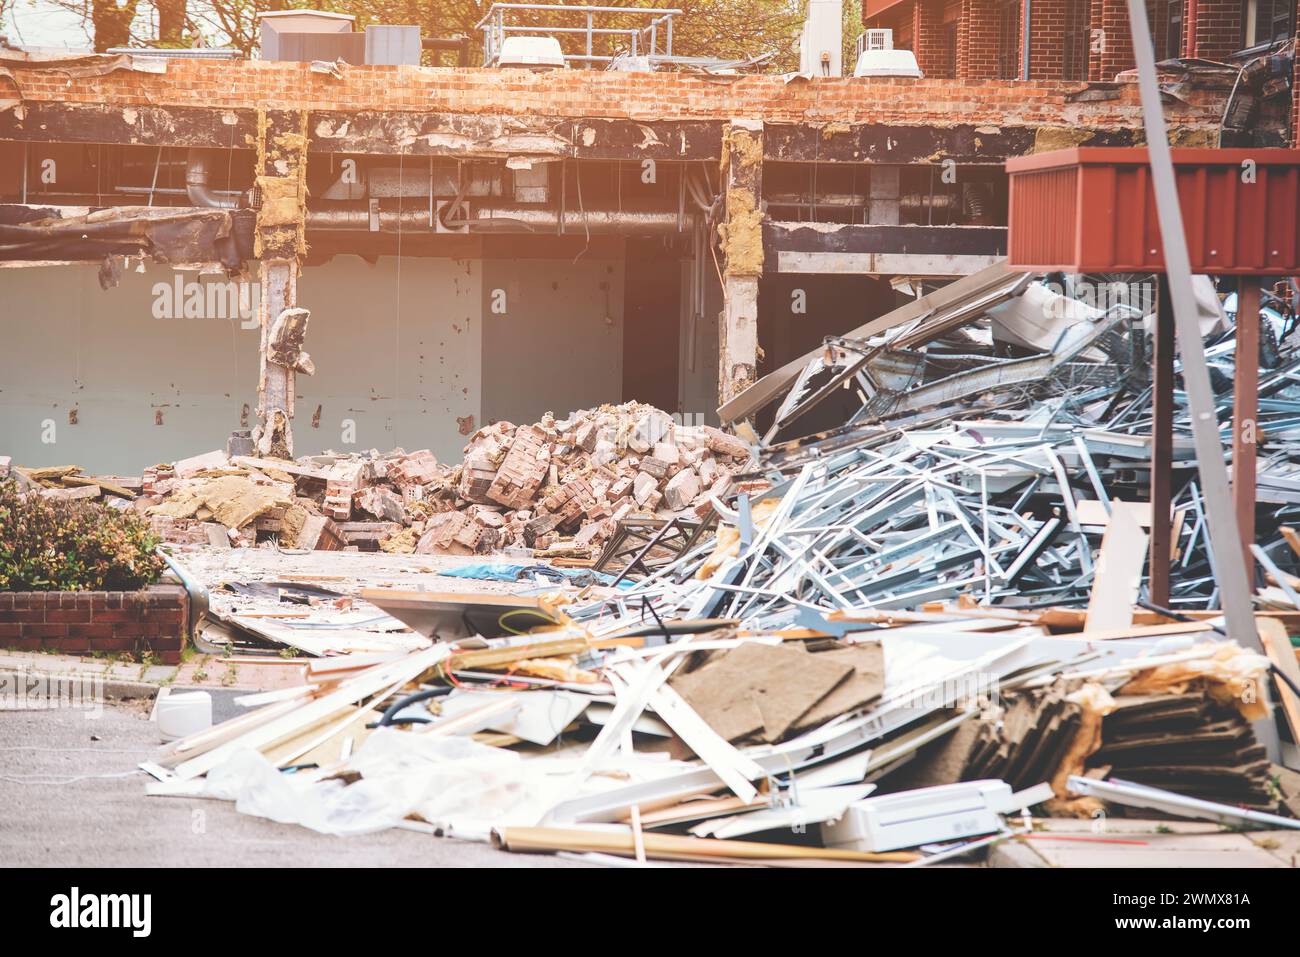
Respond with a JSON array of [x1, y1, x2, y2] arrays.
[[2, 2, 1287, 472], [6, 3, 1300, 871]]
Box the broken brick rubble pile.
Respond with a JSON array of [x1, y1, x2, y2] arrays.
[[25, 403, 753, 560]]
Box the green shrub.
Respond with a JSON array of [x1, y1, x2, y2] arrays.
[[0, 479, 166, 591]]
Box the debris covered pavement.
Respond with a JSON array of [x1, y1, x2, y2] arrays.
[[97, 267, 1300, 867]]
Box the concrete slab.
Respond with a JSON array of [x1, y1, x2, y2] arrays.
[[0, 650, 175, 685], [1247, 830, 1300, 867], [172, 654, 308, 692]]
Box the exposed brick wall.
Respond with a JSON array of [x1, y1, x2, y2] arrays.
[[1098, 0, 1137, 80], [867, 0, 1251, 82], [1089, 0, 1106, 80], [1188, 0, 1242, 60], [0, 585, 187, 664], [0, 57, 1218, 131], [957, 0, 1004, 78], [914, 0, 956, 77], [871, 2, 915, 51], [1087, 0, 1205, 80], [1025, 0, 1068, 79]]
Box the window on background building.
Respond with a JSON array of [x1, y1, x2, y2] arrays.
[[1063, 0, 1090, 78], [943, 20, 958, 76], [995, 0, 1021, 78], [1242, 0, 1296, 48], [1156, 0, 1183, 59], [1138, 0, 1185, 60]]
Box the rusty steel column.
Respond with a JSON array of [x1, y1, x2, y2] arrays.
[[718, 119, 763, 409], [1233, 279, 1261, 567], [1148, 276, 1174, 606]]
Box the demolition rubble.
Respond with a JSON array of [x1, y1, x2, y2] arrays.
[[11, 402, 754, 562], [26, 267, 1285, 867]]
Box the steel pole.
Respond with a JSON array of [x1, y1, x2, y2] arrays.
[[1123, 0, 1260, 651]]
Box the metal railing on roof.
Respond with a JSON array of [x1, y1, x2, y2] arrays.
[[106, 46, 242, 59], [475, 2, 683, 67]]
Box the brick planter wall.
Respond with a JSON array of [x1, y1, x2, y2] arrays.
[[0, 584, 188, 664]]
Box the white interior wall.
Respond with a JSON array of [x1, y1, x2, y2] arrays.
[[479, 257, 625, 426], [0, 251, 632, 474], [678, 258, 722, 425], [0, 256, 481, 473], [1, 262, 262, 475], [296, 254, 482, 462]]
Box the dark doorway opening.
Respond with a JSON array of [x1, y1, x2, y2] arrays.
[[622, 237, 683, 413], [756, 273, 899, 435]]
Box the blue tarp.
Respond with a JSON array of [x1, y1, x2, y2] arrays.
[[437, 563, 635, 588]]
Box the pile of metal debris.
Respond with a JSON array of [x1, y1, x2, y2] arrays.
[[136, 264, 1300, 864]]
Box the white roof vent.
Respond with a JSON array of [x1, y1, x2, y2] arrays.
[[497, 36, 567, 70], [854, 47, 923, 78]]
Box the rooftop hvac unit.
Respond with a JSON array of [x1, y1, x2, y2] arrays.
[[853, 29, 922, 78], [274, 31, 366, 64], [365, 25, 421, 66], [496, 36, 567, 70], [257, 10, 355, 61]]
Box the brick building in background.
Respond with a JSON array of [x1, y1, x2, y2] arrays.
[[865, 0, 1295, 80]]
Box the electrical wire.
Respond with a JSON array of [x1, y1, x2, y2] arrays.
[[372, 685, 453, 728], [497, 607, 561, 635]]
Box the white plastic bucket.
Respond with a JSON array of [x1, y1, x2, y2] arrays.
[[158, 691, 213, 743]]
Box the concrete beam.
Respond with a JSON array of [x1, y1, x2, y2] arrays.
[[764, 222, 1008, 276], [0, 101, 256, 148], [309, 112, 724, 161], [764, 122, 1140, 164], [0, 101, 1149, 168]]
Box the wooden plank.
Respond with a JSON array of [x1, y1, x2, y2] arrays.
[[62, 473, 136, 498], [494, 826, 920, 864], [1281, 526, 1300, 560], [232, 455, 331, 480], [1259, 616, 1300, 751], [1059, 620, 1217, 642], [170, 646, 447, 780]]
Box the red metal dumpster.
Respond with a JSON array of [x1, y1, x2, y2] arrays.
[[1005, 147, 1300, 276]]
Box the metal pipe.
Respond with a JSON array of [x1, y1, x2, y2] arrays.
[[307, 206, 694, 233], [185, 149, 240, 209], [156, 547, 211, 652], [475, 3, 682, 30], [1021, 0, 1032, 80]]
